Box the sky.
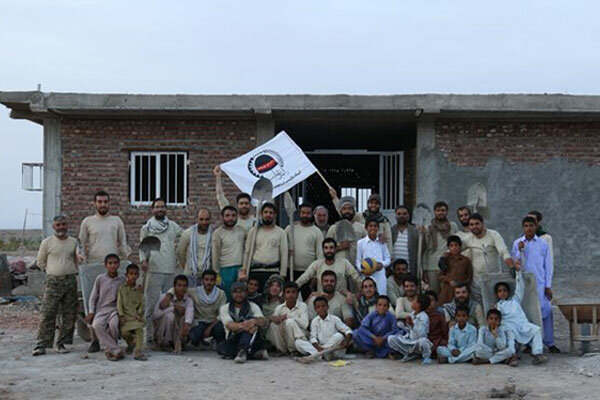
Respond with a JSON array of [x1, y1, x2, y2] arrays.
[[1, 0, 599, 228]]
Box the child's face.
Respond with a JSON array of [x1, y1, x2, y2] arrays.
[[427, 295, 436, 312], [314, 301, 329, 318], [375, 299, 389, 315], [496, 285, 509, 301], [105, 258, 120, 276], [403, 281, 417, 297], [174, 279, 188, 298], [126, 268, 139, 285], [448, 242, 461, 255], [411, 297, 421, 312], [455, 310, 469, 326], [366, 222, 379, 238], [284, 288, 298, 303], [268, 282, 281, 297], [487, 314, 500, 330], [247, 279, 259, 294]]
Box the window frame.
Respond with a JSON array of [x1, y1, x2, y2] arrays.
[[129, 151, 188, 206]]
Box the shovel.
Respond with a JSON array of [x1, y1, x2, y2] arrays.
[[283, 192, 297, 281], [412, 203, 432, 288], [245, 177, 273, 275], [139, 236, 161, 288]]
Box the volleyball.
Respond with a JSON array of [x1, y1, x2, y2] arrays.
[[360, 258, 378, 276]]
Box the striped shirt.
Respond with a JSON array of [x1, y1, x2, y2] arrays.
[[393, 229, 409, 266]]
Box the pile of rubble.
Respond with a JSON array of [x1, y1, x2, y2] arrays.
[[0, 253, 44, 297]]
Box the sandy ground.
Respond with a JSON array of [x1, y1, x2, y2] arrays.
[[1, 303, 599, 400]]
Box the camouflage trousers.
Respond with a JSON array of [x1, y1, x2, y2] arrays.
[[35, 274, 78, 350]]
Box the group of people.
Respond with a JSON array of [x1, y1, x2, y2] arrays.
[[32, 166, 558, 367]]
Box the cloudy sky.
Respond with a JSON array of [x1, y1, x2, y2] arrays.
[[1, 0, 598, 228]]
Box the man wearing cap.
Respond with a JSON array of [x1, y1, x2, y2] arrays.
[[329, 189, 393, 255], [326, 196, 365, 269], [218, 281, 269, 363]]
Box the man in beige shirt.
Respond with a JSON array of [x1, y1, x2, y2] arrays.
[[213, 165, 256, 232], [326, 197, 365, 267], [139, 197, 183, 345], [267, 281, 310, 355], [212, 205, 246, 301], [296, 238, 362, 296], [461, 213, 514, 304], [286, 203, 323, 297], [79, 190, 131, 353], [242, 203, 288, 290], [33, 216, 79, 356], [306, 270, 355, 328], [177, 208, 212, 288]]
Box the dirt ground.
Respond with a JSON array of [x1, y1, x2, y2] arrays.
[[1, 302, 599, 400]]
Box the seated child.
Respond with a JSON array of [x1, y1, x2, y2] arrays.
[[473, 309, 517, 366], [116, 263, 146, 361], [153, 275, 194, 354], [388, 294, 433, 365], [247, 277, 264, 308], [267, 282, 310, 355], [494, 269, 547, 365], [296, 296, 353, 360], [437, 304, 477, 364], [438, 235, 473, 305], [352, 295, 399, 358], [425, 290, 448, 358]]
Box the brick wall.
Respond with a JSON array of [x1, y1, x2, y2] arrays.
[[436, 120, 600, 166], [61, 118, 256, 259]]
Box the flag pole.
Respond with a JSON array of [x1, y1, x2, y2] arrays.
[[315, 170, 332, 189]]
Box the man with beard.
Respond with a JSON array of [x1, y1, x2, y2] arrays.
[[212, 205, 246, 301], [420, 201, 458, 294], [79, 190, 131, 353], [213, 166, 256, 232], [295, 238, 363, 296], [462, 213, 514, 304], [455, 206, 472, 243], [441, 283, 485, 329], [386, 259, 408, 305], [139, 197, 183, 346], [313, 205, 330, 235], [178, 208, 213, 288], [218, 281, 268, 363], [391, 205, 419, 273], [329, 190, 393, 255], [326, 197, 365, 267], [33, 216, 79, 356], [306, 270, 355, 328], [242, 203, 288, 290], [285, 203, 323, 298]]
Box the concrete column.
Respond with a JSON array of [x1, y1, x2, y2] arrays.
[[42, 118, 62, 237], [415, 118, 438, 206], [255, 109, 275, 144]]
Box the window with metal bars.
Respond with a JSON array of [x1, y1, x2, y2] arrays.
[[129, 152, 187, 205]]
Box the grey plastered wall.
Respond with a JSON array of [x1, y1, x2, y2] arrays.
[[42, 118, 62, 237], [415, 119, 599, 275]]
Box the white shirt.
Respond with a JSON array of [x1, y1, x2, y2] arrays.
[[273, 301, 309, 331], [309, 314, 352, 345], [356, 236, 391, 295]]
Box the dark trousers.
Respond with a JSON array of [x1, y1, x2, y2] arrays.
[[217, 330, 263, 358], [190, 320, 226, 346]]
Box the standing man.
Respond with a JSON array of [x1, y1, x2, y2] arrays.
[[455, 206, 472, 242], [214, 165, 256, 232], [178, 207, 213, 288], [33, 216, 79, 356], [139, 197, 182, 346], [326, 197, 365, 267], [242, 203, 288, 289], [296, 238, 363, 296], [462, 213, 514, 304], [421, 201, 458, 294], [527, 210, 554, 262], [313, 205, 330, 236], [286, 203, 323, 298], [212, 205, 246, 301], [391, 205, 419, 273], [79, 190, 131, 353], [512, 216, 559, 353]]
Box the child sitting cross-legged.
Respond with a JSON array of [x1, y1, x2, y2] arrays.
[[473, 309, 517, 366], [437, 304, 477, 364], [352, 295, 399, 359]]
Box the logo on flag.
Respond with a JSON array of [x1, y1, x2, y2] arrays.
[[220, 131, 318, 199]]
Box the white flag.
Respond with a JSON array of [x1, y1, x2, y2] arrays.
[[220, 131, 317, 198]]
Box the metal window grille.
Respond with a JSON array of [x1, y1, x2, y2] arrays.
[[130, 152, 187, 205], [341, 187, 372, 211]]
